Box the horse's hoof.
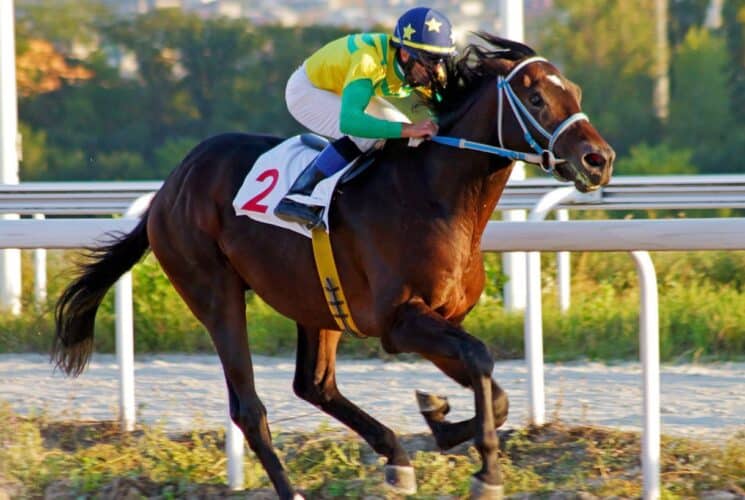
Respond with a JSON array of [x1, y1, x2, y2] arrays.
[[384, 465, 417, 495], [415, 390, 450, 415], [470, 477, 504, 500]]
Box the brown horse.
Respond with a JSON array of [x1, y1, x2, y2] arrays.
[[53, 34, 613, 499]]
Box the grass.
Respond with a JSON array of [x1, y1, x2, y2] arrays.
[[1, 402, 743, 499]]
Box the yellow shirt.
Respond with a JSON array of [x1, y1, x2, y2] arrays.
[[304, 33, 413, 98]]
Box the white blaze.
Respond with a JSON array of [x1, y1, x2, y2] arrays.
[[546, 74, 566, 90]]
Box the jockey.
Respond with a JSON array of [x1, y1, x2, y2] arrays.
[[274, 6, 457, 228]]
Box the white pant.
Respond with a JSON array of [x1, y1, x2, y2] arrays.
[[284, 64, 413, 151]]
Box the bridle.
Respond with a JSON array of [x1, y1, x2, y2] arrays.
[[432, 56, 588, 177], [498, 56, 589, 173]]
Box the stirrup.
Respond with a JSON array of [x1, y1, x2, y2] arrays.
[[274, 198, 324, 229]]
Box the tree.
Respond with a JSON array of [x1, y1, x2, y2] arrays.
[[669, 0, 710, 46], [722, 0, 745, 125], [17, 122, 48, 180], [19, 47, 151, 180], [536, 0, 660, 156], [615, 142, 696, 175], [103, 9, 191, 163], [667, 28, 742, 172], [16, 39, 93, 97], [15, 0, 112, 51], [170, 15, 260, 138], [246, 24, 350, 135], [14, 1, 98, 182], [16, 5, 364, 181]]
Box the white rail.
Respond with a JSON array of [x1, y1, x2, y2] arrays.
[[480, 218, 745, 250], [499, 174, 745, 210], [0, 218, 138, 247], [14, 216, 744, 251], [1, 175, 745, 215]]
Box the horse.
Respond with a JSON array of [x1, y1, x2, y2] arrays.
[[52, 33, 614, 499]]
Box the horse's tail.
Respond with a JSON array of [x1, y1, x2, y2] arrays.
[[52, 211, 151, 377]]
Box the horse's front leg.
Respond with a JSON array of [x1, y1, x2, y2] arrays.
[[382, 299, 505, 500], [416, 357, 509, 451], [293, 326, 415, 495]]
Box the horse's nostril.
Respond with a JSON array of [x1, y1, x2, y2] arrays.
[[583, 152, 606, 168]]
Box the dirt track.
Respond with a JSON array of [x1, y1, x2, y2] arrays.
[[1, 353, 743, 442]]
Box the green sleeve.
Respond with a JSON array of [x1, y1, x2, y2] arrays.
[[339, 79, 403, 139]]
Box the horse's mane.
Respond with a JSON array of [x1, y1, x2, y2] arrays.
[[430, 32, 536, 120]]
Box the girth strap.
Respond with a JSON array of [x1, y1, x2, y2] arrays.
[[310, 227, 365, 338]]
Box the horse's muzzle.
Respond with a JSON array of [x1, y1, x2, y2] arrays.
[[566, 142, 614, 191]]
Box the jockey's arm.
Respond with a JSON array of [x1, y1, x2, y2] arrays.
[[339, 79, 404, 139]]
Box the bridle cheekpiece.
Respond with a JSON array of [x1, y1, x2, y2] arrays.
[[497, 56, 588, 174]]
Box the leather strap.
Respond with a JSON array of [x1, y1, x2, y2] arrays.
[[310, 227, 365, 337]]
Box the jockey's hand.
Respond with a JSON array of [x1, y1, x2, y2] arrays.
[[401, 120, 438, 140]]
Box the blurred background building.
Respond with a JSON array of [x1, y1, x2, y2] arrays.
[[102, 0, 554, 44]]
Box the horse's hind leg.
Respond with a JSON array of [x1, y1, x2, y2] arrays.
[[293, 326, 415, 494], [416, 356, 509, 451], [153, 247, 298, 499]]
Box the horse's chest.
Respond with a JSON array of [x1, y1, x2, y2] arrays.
[[411, 252, 483, 318]]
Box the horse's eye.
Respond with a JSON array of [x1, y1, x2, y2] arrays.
[[529, 93, 544, 107]]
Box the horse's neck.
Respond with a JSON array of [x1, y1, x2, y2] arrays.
[[429, 154, 512, 235], [425, 88, 513, 233]]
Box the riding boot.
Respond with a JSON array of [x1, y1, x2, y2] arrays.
[[274, 137, 361, 228]]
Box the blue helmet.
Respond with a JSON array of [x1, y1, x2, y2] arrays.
[[391, 7, 456, 57]]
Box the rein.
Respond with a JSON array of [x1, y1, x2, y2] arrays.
[[432, 56, 588, 176]]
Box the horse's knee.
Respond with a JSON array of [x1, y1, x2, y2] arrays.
[[293, 377, 320, 405], [492, 386, 509, 428], [292, 377, 309, 401], [230, 401, 272, 447], [293, 376, 336, 407]]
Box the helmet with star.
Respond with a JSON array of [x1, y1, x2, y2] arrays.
[[391, 7, 456, 57]]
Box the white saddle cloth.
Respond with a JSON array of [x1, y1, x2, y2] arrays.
[[232, 136, 354, 238]]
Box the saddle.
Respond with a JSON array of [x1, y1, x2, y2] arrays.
[[232, 134, 379, 239]]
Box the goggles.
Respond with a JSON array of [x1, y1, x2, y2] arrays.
[[403, 48, 452, 89]]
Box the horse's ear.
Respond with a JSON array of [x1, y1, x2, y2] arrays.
[[566, 79, 582, 104]]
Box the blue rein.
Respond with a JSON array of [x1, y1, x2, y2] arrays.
[[430, 136, 543, 164]]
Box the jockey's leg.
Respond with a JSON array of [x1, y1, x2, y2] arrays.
[[274, 136, 361, 228]]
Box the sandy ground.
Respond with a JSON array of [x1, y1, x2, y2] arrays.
[[1, 353, 743, 443]]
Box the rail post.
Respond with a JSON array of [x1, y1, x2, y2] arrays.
[[525, 187, 577, 425], [0, 0, 21, 315], [33, 214, 47, 309], [499, 0, 527, 312], [631, 251, 660, 500], [556, 208, 571, 312], [226, 400, 245, 490], [115, 194, 155, 432]]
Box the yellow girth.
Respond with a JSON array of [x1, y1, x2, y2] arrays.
[[310, 227, 365, 337]]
